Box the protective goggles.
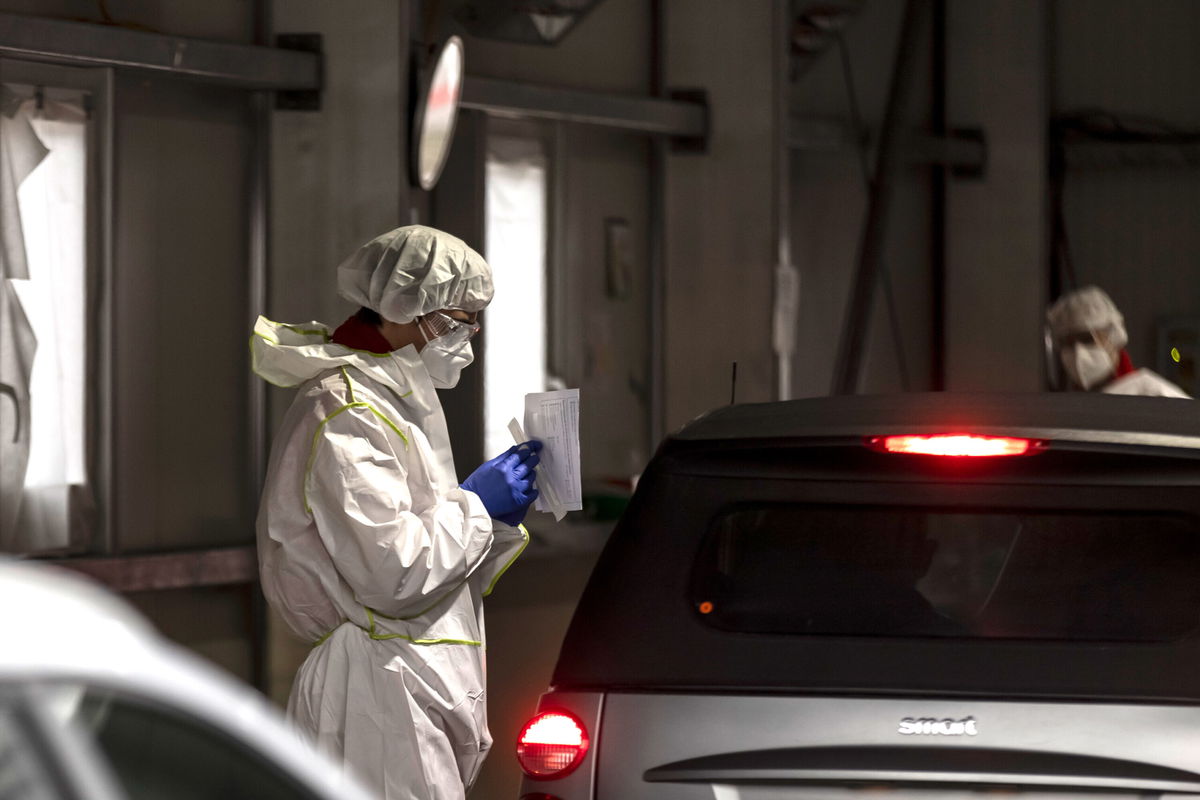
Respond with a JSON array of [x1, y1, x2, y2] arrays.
[[420, 311, 481, 345], [1057, 328, 1111, 348]]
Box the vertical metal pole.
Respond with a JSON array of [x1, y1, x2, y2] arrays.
[[648, 0, 665, 450], [831, 0, 930, 395], [1042, 1, 1057, 390], [98, 66, 116, 554], [551, 119, 568, 382], [1046, 0, 1065, 304], [930, 0, 946, 391], [248, 0, 271, 695], [249, 63, 269, 497], [772, 0, 796, 401], [399, 1, 412, 223]]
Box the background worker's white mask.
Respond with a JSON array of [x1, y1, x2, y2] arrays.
[[1062, 342, 1115, 390], [421, 338, 474, 389]]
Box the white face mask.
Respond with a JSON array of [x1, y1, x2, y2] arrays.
[[1062, 343, 1115, 390], [418, 318, 474, 389]]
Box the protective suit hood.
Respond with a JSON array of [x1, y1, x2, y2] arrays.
[[1046, 285, 1129, 350], [251, 316, 432, 409]]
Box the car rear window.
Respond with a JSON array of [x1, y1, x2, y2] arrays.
[[692, 506, 1200, 642]]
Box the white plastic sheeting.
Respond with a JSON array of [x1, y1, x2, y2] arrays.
[[0, 86, 47, 552], [1, 87, 88, 552]]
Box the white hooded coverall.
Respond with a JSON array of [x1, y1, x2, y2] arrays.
[[1102, 368, 1191, 398], [252, 317, 527, 800], [1047, 286, 1192, 398]]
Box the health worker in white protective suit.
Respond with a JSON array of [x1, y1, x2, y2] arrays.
[[251, 225, 543, 800], [1046, 285, 1190, 397]]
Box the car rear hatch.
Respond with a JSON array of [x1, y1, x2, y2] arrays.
[[605, 693, 1200, 799], [542, 394, 1200, 800]]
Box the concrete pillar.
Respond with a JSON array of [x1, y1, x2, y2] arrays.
[[662, 0, 782, 430], [265, 0, 410, 705], [944, 0, 1048, 391], [269, 0, 409, 330]]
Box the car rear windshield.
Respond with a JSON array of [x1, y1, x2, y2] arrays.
[[692, 506, 1200, 642]]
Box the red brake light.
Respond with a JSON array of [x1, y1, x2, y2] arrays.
[[516, 710, 589, 779], [869, 434, 1038, 457]]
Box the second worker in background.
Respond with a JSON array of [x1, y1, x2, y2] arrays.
[[1046, 285, 1190, 398]]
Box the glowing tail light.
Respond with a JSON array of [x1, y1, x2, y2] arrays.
[[517, 710, 590, 779], [869, 434, 1039, 457]]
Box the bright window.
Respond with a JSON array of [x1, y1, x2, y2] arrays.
[[13, 97, 88, 489], [483, 133, 548, 459]]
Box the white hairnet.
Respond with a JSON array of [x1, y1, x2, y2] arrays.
[[336, 225, 493, 324], [1045, 285, 1128, 350]]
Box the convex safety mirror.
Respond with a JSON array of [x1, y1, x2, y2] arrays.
[[412, 36, 465, 191]]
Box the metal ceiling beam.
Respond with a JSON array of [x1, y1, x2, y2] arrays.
[[0, 12, 320, 90], [460, 75, 707, 140], [1062, 141, 1200, 170], [789, 117, 986, 173]]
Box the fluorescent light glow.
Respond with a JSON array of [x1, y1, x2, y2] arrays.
[[484, 135, 548, 461]]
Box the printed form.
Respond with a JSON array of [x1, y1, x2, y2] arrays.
[[507, 388, 581, 521]]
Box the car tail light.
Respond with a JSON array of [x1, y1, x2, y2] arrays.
[[868, 434, 1040, 457], [517, 710, 589, 779]]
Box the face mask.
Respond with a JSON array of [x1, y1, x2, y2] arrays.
[[418, 318, 475, 389], [420, 338, 473, 389], [1062, 343, 1115, 390]]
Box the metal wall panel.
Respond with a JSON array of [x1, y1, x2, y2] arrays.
[[944, 0, 1048, 391], [113, 75, 255, 552], [266, 0, 406, 404], [1053, 0, 1200, 372], [662, 0, 779, 428]]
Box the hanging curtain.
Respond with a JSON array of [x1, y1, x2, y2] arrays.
[[0, 85, 47, 551], [1, 87, 89, 553]]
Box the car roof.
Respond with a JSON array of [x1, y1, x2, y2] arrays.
[[673, 392, 1200, 451], [0, 559, 158, 675], [553, 392, 1200, 701], [0, 559, 375, 800]]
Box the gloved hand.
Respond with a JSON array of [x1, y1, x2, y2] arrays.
[[461, 440, 542, 526]]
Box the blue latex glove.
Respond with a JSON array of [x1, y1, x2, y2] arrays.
[[461, 440, 542, 526]]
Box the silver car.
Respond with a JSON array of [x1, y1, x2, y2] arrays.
[[517, 392, 1200, 800], [0, 559, 376, 800]]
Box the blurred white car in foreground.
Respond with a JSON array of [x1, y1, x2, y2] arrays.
[[0, 558, 376, 800]]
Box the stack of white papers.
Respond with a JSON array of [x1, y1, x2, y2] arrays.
[[508, 388, 581, 522]]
